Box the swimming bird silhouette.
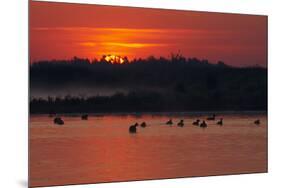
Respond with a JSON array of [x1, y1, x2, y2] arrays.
[[129, 123, 138, 133], [207, 114, 216, 120], [254, 119, 260, 125], [140, 122, 147, 128], [166, 119, 173, 125], [217, 118, 223, 126], [54, 117, 64, 125], [81, 114, 88, 120], [192, 119, 200, 126], [177, 120, 184, 127], [200, 120, 207, 128]]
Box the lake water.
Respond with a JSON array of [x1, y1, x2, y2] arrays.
[[29, 112, 267, 187]]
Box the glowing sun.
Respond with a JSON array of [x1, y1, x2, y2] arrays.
[[103, 54, 127, 64]]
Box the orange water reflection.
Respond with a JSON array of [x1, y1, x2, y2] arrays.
[[30, 113, 267, 187]]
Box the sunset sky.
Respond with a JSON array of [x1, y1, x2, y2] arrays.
[[30, 1, 267, 67]]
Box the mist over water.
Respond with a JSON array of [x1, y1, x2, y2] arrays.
[[31, 85, 166, 99], [31, 86, 129, 99]]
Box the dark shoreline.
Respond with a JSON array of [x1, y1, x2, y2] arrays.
[[29, 110, 267, 116], [30, 57, 267, 115]]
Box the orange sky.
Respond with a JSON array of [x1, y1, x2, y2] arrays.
[[29, 1, 267, 67]]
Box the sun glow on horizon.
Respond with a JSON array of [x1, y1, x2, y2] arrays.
[[103, 54, 127, 64], [30, 1, 267, 67]]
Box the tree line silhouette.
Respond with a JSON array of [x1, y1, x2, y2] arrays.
[[30, 55, 267, 114]]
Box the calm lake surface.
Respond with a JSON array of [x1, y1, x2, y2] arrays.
[[29, 112, 267, 187]]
